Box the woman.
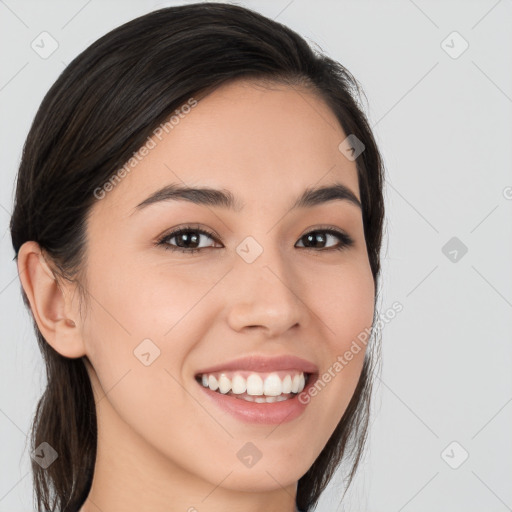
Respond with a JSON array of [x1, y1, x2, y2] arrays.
[[10, 3, 385, 511]]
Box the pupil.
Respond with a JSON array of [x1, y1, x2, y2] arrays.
[[179, 232, 198, 248], [306, 232, 325, 248]]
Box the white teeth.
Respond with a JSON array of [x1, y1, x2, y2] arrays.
[[218, 374, 231, 394], [243, 394, 288, 403], [282, 374, 292, 394], [298, 373, 305, 393], [198, 370, 310, 398], [263, 373, 282, 396], [246, 374, 264, 395], [208, 375, 219, 391], [291, 374, 300, 393], [231, 374, 246, 394]]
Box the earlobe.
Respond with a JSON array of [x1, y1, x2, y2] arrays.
[[17, 241, 86, 359]]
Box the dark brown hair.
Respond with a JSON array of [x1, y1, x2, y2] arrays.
[[10, 3, 385, 511]]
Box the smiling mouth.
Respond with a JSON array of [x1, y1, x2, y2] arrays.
[[195, 370, 313, 403]]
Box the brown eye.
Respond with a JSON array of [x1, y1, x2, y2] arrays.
[[295, 229, 354, 251], [157, 226, 221, 253]]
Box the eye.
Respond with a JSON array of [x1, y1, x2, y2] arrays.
[[156, 225, 221, 253], [295, 228, 354, 251]]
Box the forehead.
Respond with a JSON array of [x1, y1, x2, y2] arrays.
[[93, 79, 360, 218]]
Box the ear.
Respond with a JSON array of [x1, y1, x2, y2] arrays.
[[17, 241, 86, 358]]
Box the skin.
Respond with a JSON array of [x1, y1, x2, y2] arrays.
[[18, 79, 375, 512]]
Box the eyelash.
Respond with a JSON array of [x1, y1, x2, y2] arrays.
[[156, 224, 354, 254]]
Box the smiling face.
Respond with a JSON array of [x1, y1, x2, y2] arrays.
[[77, 78, 375, 504]]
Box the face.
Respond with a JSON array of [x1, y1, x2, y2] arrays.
[[79, 79, 375, 493]]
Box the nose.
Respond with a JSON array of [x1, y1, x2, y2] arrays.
[[225, 248, 308, 338]]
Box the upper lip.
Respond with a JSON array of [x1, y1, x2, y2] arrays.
[[195, 354, 319, 375]]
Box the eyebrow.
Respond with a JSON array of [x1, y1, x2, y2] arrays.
[[132, 182, 361, 214]]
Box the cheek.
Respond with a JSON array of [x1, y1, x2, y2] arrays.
[[85, 252, 222, 343], [81, 255, 224, 425], [317, 256, 375, 352], [303, 257, 375, 425], [80, 263, 216, 474]]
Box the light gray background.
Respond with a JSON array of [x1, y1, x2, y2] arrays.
[[1, 0, 511, 510]]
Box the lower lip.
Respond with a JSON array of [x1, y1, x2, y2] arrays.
[[196, 374, 317, 425]]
